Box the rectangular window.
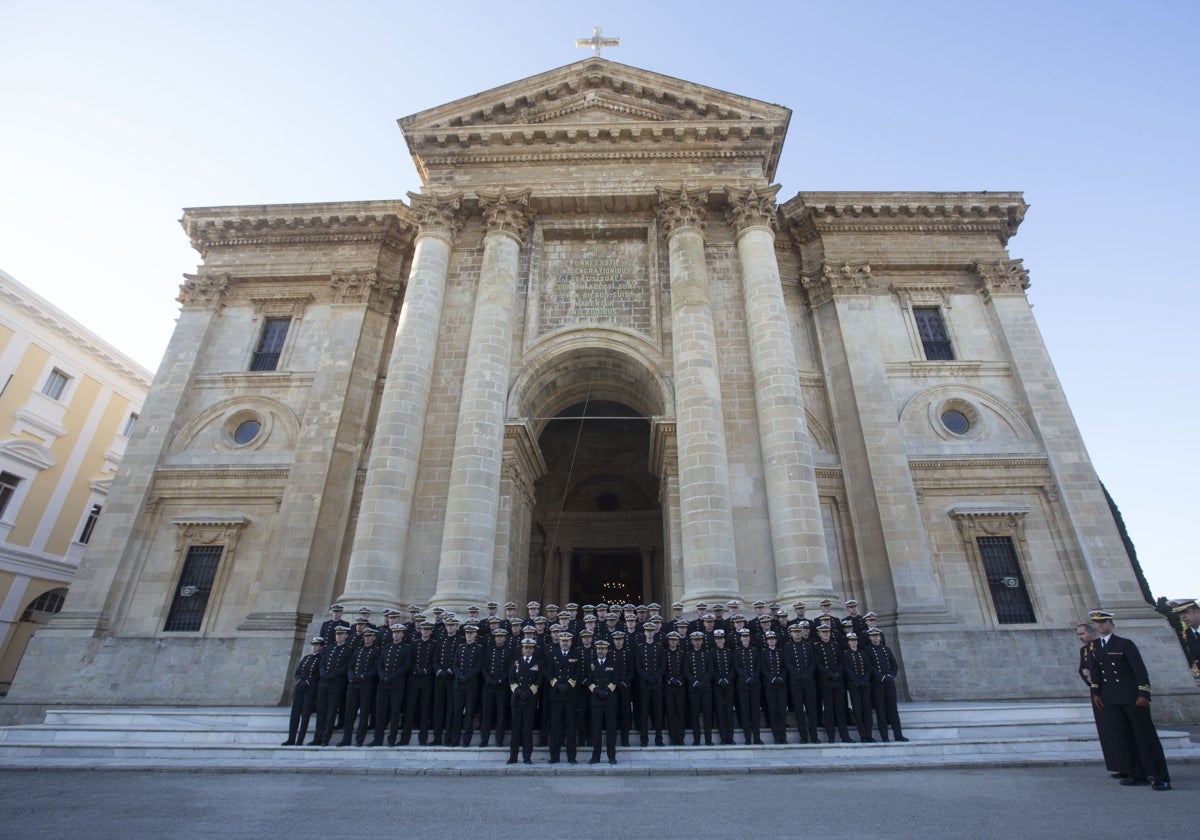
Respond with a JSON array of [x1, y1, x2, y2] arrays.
[[42, 368, 70, 400], [913, 307, 955, 361], [163, 545, 223, 632], [0, 471, 20, 518], [122, 413, 139, 437], [78, 503, 103, 544], [977, 536, 1036, 624], [249, 318, 290, 372]]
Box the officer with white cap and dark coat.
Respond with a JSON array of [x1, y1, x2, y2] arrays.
[[507, 637, 541, 764]]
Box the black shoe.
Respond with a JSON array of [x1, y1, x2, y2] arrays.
[[523, 758, 532, 764], [621, 738, 630, 747], [548, 759, 560, 764], [705, 739, 714, 746], [895, 736, 909, 742], [588, 757, 600, 764], [336, 740, 351, 747], [655, 738, 665, 747], [1120, 778, 1150, 787], [608, 758, 616, 765], [842, 736, 855, 743], [1111, 772, 1130, 779], [480, 738, 490, 748], [753, 736, 764, 745], [863, 737, 876, 743], [640, 739, 649, 747], [366, 740, 382, 747], [281, 740, 295, 746], [568, 759, 577, 764], [1152, 781, 1172, 791], [506, 757, 517, 764]]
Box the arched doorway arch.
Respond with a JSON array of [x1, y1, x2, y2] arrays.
[[505, 330, 676, 607]]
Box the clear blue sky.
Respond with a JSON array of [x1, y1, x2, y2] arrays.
[[1, 0, 1195, 600]]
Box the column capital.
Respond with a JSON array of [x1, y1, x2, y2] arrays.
[[478, 189, 533, 243], [407, 191, 465, 244], [801, 260, 871, 308], [330, 268, 403, 313], [972, 258, 1031, 300], [724, 184, 782, 236], [655, 186, 709, 236], [177, 271, 229, 308]]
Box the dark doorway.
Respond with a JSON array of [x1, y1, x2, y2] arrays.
[[570, 548, 641, 606]]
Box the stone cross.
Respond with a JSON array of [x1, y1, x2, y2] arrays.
[[576, 26, 619, 57]]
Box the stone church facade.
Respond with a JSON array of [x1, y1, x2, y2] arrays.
[[10, 58, 1195, 718]]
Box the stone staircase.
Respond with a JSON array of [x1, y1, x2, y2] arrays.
[[1, 701, 1197, 774]]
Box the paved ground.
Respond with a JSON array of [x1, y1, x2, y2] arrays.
[[2, 764, 1196, 838]]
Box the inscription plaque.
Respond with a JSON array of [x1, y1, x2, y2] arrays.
[[538, 235, 651, 337]]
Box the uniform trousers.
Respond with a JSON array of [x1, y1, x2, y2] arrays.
[[688, 685, 713, 745], [639, 681, 664, 745], [373, 679, 406, 745], [712, 682, 735, 744], [846, 682, 873, 741], [788, 679, 819, 743], [736, 680, 761, 743], [314, 677, 347, 745], [1105, 702, 1170, 782], [341, 679, 376, 745], [432, 673, 454, 744], [870, 678, 903, 741], [286, 681, 316, 744], [590, 700, 618, 762], [509, 696, 535, 763], [401, 674, 433, 744], [548, 693, 578, 762], [819, 678, 851, 741], [479, 681, 508, 746], [664, 684, 687, 745], [450, 680, 479, 746], [763, 679, 788, 743]]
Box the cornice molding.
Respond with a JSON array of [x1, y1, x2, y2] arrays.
[[330, 269, 402, 311], [781, 192, 1027, 244], [181, 201, 415, 257]]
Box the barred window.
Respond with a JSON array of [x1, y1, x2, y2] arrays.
[[913, 307, 955, 361], [163, 545, 223, 632], [249, 318, 290, 372], [0, 471, 20, 519], [78, 503, 103, 544], [977, 536, 1035, 624]]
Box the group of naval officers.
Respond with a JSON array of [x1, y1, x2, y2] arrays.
[[283, 597, 908, 765]]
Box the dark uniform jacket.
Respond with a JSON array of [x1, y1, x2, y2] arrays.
[[508, 651, 541, 704], [710, 646, 735, 687], [547, 646, 582, 695], [587, 655, 621, 704], [1088, 634, 1152, 704], [434, 633, 461, 677], [759, 645, 786, 686], [482, 640, 512, 685], [636, 640, 665, 685], [1182, 625, 1200, 669], [378, 641, 412, 685], [734, 645, 760, 685], [451, 641, 483, 687], [663, 646, 686, 688], [294, 652, 322, 688], [783, 638, 817, 683], [347, 644, 380, 683], [410, 636, 437, 678], [683, 647, 713, 689], [842, 647, 871, 687], [319, 642, 354, 683], [814, 639, 844, 683], [865, 642, 899, 683]]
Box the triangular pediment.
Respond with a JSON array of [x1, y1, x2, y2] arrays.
[[400, 58, 789, 131], [398, 58, 791, 189]]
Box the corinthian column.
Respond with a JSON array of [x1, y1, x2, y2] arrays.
[[725, 186, 833, 603], [340, 192, 463, 608], [432, 190, 531, 609], [655, 186, 739, 603]]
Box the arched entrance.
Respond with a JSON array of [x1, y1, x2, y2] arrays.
[[530, 400, 661, 606], [508, 332, 674, 607]]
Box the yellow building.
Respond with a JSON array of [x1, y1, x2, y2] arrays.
[[0, 269, 151, 692]]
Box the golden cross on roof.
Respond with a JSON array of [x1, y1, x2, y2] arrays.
[[576, 26, 620, 57]]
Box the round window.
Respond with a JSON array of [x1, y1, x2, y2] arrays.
[[233, 419, 262, 445], [941, 409, 970, 436]]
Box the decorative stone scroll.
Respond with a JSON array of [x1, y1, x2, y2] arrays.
[[177, 272, 230, 308], [408, 191, 465, 244], [972, 258, 1031, 300], [478, 189, 533, 242], [724, 185, 782, 234], [654, 186, 709, 235], [801, 261, 871, 309], [330, 268, 402, 311]]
